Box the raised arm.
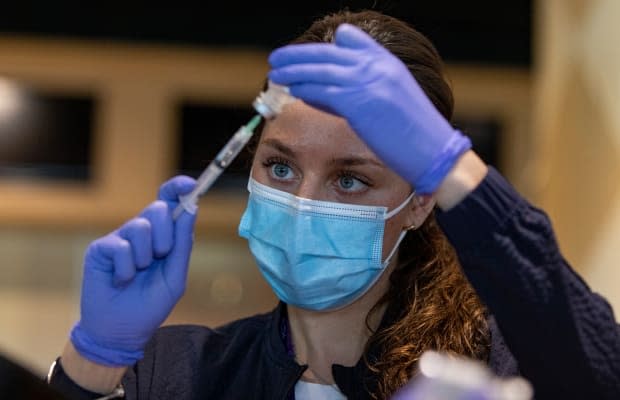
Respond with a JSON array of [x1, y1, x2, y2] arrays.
[[435, 152, 620, 399], [268, 23, 620, 399], [49, 176, 197, 399]]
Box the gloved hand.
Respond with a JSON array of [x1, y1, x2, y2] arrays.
[[391, 380, 490, 400], [390, 351, 533, 400], [70, 176, 197, 366], [268, 23, 471, 194]]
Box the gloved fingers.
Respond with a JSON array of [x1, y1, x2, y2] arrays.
[[140, 200, 173, 258], [268, 43, 359, 68], [89, 234, 136, 287], [118, 218, 154, 270], [162, 210, 197, 299], [269, 63, 361, 87], [158, 175, 197, 206], [334, 23, 382, 50]]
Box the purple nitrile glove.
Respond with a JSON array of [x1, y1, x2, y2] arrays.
[[70, 176, 197, 366], [268, 23, 471, 194], [391, 378, 491, 400]]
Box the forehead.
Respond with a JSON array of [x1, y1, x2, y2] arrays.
[[259, 101, 378, 159]]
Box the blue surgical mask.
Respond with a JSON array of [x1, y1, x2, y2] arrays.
[[238, 177, 415, 311]]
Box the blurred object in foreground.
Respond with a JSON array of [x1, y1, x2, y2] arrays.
[[392, 351, 533, 400], [0, 352, 66, 399]]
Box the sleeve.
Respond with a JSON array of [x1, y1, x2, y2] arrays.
[[435, 167, 620, 400]]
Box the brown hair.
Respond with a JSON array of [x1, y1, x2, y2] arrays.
[[290, 10, 490, 399]]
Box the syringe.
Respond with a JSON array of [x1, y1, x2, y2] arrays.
[[172, 81, 295, 219], [172, 114, 262, 220]]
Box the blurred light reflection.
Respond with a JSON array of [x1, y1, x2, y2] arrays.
[[0, 78, 24, 127]]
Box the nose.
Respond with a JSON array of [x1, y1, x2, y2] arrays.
[[295, 173, 324, 201]]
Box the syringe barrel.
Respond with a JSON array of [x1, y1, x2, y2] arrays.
[[172, 163, 223, 220], [213, 126, 251, 168], [194, 163, 224, 196]]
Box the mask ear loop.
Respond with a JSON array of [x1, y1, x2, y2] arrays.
[[381, 229, 409, 268], [381, 190, 417, 268], [384, 190, 417, 220]]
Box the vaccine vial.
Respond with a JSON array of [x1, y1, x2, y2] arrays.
[[253, 80, 296, 119]]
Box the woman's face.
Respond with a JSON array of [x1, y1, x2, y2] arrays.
[[251, 101, 416, 261]]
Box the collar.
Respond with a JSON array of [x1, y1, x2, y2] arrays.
[[265, 303, 306, 399], [268, 302, 514, 399], [273, 302, 396, 399], [331, 304, 400, 398]]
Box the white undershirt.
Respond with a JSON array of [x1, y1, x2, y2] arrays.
[[295, 380, 347, 400]]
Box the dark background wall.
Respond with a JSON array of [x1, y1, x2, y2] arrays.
[[0, 1, 532, 66], [0, 1, 532, 184]]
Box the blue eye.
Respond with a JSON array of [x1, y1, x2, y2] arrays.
[[339, 175, 355, 189], [271, 163, 292, 179], [338, 174, 365, 192]]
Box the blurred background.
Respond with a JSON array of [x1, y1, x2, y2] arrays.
[[0, 0, 618, 375]]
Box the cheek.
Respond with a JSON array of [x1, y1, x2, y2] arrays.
[[381, 215, 406, 260]]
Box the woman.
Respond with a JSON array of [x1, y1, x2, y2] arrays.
[[49, 11, 620, 400]]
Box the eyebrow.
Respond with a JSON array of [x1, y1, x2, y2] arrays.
[[262, 138, 297, 158], [261, 138, 384, 168]]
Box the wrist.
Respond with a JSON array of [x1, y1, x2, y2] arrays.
[[434, 150, 488, 211], [70, 323, 144, 367], [60, 341, 127, 395], [412, 130, 472, 195]]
